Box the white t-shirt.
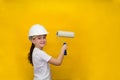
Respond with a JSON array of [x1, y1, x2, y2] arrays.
[[32, 47, 52, 80]]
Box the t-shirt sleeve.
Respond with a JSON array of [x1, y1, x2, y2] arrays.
[[39, 50, 52, 62]]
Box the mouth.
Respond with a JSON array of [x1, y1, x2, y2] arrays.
[[40, 42, 46, 45]]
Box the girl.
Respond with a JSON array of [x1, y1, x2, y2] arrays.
[[28, 24, 67, 80]]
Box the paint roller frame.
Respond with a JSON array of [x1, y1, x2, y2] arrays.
[[56, 30, 75, 55]]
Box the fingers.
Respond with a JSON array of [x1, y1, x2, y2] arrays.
[[62, 44, 67, 51]]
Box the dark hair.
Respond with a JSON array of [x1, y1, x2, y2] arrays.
[[28, 43, 35, 66]]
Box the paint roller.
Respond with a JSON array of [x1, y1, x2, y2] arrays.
[[56, 30, 75, 55]]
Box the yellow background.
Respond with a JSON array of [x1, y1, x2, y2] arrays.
[[0, 0, 120, 80]]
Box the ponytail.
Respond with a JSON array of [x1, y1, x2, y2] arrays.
[[28, 43, 35, 66]]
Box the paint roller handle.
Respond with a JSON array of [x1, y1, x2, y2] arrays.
[[63, 42, 67, 55]]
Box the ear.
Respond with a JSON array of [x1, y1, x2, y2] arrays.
[[31, 38, 36, 44]]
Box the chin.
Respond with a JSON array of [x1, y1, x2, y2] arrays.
[[40, 44, 45, 47]]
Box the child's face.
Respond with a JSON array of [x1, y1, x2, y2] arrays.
[[32, 35, 47, 49]]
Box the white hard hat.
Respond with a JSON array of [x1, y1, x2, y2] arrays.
[[28, 24, 48, 40]]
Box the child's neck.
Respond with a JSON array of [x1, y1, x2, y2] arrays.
[[35, 46, 43, 50]]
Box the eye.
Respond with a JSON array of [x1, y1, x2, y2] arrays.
[[43, 36, 46, 39], [37, 37, 41, 39]]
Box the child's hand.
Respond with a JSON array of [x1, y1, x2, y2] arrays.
[[61, 43, 67, 51]]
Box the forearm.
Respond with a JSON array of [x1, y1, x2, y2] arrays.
[[57, 48, 65, 65], [48, 44, 67, 66]]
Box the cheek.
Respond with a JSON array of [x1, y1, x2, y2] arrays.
[[34, 39, 40, 44], [44, 39, 46, 42], [44, 39, 47, 43]]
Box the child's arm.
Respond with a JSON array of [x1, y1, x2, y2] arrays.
[[48, 44, 67, 66]]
